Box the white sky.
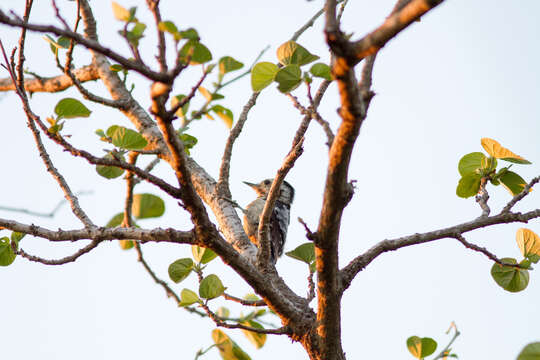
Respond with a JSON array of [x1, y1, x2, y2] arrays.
[[1, 1, 540, 359]]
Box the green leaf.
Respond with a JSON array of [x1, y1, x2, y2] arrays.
[[481, 156, 498, 173], [106, 213, 124, 227], [171, 94, 190, 120], [54, 98, 91, 119], [0, 237, 16, 266], [274, 64, 302, 93], [216, 307, 230, 318], [516, 228, 540, 263], [96, 153, 125, 179], [491, 258, 529, 292], [406, 336, 437, 359], [43, 35, 70, 54], [106, 125, 148, 150], [199, 274, 226, 299], [276, 40, 319, 66], [191, 245, 218, 264], [126, 22, 146, 45], [212, 329, 252, 360], [458, 152, 486, 176], [168, 258, 194, 283], [244, 293, 261, 302], [178, 28, 199, 41], [251, 62, 279, 92], [309, 63, 332, 81], [241, 320, 267, 349], [499, 170, 527, 196], [158, 21, 179, 36], [95, 129, 107, 139], [517, 342, 540, 360], [211, 105, 234, 128], [456, 173, 482, 198], [219, 56, 244, 75], [11, 232, 25, 243], [131, 193, 165, 219], [179, 40, 212, 65], [57, 36, 71, 48], [179, 133, 198, 155], [180, 288, 201, 307], [285, 242, 315, 264]]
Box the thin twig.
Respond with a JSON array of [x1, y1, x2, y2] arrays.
[[257, 138, 305, 268], [199, 301, 290, 335], [0, 190, 92, 218], [475, 178, 490, 218], [146, 0, 167, 72], [17, 239, 100, 265], [452, 234, 520, 268], [501, 175, 540, 213], [134, 241, 207, 318], [222, 293, 267, 307]]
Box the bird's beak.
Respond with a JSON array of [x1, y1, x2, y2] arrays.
[[242, 181, 257, 188]]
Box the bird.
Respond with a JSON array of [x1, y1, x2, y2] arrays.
[[242, 179, 295, 264]]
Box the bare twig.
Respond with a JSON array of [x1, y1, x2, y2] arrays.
[[433, 322, 460, 360], [452, 233, 520, 268], [298, 217, 316, 241], [222, 293, 267, 307], [217, 92, 259, 196], [501, 175, 540, 213], [0, 191, 92, 218], [134, 241, 207, 318], [307, 270, 316, 302], [146, 0, 168, 72], [475, 178, 490, 218], [17, 239, 100, 265], [257, 138, 305, 268], [200, 301, 290, 335]]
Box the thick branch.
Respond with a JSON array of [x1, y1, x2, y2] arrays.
[[326, 0, 445, 66], [0, 64, 99, 94]]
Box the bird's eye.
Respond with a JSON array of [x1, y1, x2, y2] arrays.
[[263, 180, 270, 185]]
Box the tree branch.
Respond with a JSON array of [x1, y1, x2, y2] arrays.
[[0, 9, 170, 82], [501, 176, 540, 213], [200, 301, 290, 335], [257, 138, 305, 268], [340, 208, 540, 292], [17, 239, 100, 265], [0, 218, 195, 244], [452, 234, 520, 268]]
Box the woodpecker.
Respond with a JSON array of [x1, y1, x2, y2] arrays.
[[243, 179, 295, 264]]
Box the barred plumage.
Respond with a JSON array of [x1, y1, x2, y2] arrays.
[[243, 179, 295, 264]]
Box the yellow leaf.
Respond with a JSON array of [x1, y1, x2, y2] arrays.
[[516, 228, 540, 258], [215, 112, 233, 129], [119, 239, 134, 250], [205, 113, 215, 121], [111, 1, 131, 22], [481, 138, 529, 163], [199, 86, 212, 101]]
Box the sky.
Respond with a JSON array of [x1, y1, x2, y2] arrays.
[[1, 0, 540, 359]]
